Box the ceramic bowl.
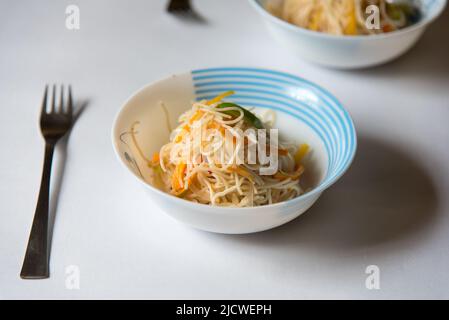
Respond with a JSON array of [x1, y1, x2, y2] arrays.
[[249, 0, 446, 68], [112, 67, 357, 234]]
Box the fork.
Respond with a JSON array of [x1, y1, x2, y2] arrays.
[[167, 0, 192, 14], [20, 85, 73, 279]]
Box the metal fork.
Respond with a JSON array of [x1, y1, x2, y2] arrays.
[[20, 85, 73, 279], [167, 0, 192, 14]]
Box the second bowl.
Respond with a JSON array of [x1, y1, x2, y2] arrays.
[[249, 0, 446, 68]]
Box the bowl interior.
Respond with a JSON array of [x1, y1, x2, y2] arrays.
[[113, 68, 356, 201]]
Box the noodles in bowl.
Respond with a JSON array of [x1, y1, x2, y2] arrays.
[[112, 67, 357, 233], [266, 0, 421, 35], [132, 91, 310, 207], [249, 0, 445, 67]]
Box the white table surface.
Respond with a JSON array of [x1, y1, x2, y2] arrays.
[[1, 0, 449, 300]]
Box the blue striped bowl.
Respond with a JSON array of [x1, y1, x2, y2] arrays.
[[112, 67, 357, 233]]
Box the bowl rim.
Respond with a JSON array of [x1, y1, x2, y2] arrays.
[[111, 67, 358, 212], [248, 0, 447, 41]]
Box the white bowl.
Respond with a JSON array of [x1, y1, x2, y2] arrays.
[[112, 67, 357, 234], [249, 0, 446, 68]]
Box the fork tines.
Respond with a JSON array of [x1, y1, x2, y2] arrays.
[[41, 84, 73, 117]]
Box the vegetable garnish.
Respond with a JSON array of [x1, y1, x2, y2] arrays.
[[152, 152, 160, 164], [206, 90, 235, 105], [171, 162, 187, 193], [295, 143, 309, 164], [217, 102, 264, 129], [274, 165, 305, 181], [205, 91, 264, 129]]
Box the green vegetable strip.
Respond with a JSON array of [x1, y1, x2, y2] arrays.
[[216, 102, 264, 129]]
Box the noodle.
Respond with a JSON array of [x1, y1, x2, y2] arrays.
[[267, 0, 421, 35], [143, 92, 310, 207]]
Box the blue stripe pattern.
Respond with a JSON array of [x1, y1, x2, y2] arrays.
[[191, 67, 357, 190]]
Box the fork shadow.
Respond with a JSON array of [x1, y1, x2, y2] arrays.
[[204, 135, 439, 252], [47, 100, 89, 255]]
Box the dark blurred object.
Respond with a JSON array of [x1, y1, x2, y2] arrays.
[[166, 0, 207, 24], [167, 0, 192, 14]]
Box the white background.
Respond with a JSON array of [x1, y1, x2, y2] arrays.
[[1, 0, 449, 299]]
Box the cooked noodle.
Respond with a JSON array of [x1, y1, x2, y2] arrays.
[[267, 0, 421, 35], [140, 91, 310, 207]]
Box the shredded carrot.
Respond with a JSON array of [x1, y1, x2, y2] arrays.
[[171, 163, 187, 192], [177, 163, 187, 187], [344, 1, 357, 35], [186, 172, 197, 188], [294, 144, 309, 164], [173, 111, 203, 143], [274, 165, 304, 181], [172, 188, 188, 197], [278, 148, 289, 156], [189, 110, 204, 124], [174, 126, 190, 143], [207, 121, 218, 129], [206, 90, 235, 105], [174, 134, 183, 143], [382, 24, 394, 33], [207, 121, 226, 136], [152, 152, 160, 164], [309, 7, 322, 31]]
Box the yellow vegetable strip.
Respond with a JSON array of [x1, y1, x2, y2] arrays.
[[294, 144, 309, 164], [173, 110, 204, 143], [206, 90, 235, 106], [189, 110, 204, 124], [274, 165, 304, 181], [171, 163, 187, 192], [152, 152, 160, 164]]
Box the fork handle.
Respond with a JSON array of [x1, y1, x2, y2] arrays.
[[20, 142, 55, 279]]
